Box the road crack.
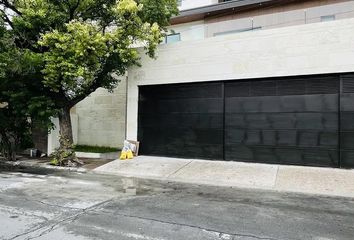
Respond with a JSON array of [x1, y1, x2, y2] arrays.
[[23, 197, 83, 210], [110, 211, 280, 240], [8, 198, 115, 240]]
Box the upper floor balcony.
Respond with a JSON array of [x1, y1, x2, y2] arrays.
[[166, 0, 354, 44]]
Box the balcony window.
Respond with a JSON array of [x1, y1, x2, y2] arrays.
[[213, 27, 262, 37], [165, 33, 181, 44], [321, 15, 335, 22]]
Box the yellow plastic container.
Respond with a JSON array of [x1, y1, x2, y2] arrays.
[[120, 151, 127, 160], [127, 150, 134, 159]]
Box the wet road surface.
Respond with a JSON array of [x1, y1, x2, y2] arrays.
[[0, 166, 354, 240]]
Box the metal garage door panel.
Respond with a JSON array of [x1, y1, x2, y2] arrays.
[[340, 75, 354, 168], [225, 76, 340, 167], [138, 74, 342, 167], [138, 83, 224, 159]]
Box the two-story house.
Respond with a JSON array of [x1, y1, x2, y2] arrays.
[[52, 0, 354, 169], [124, 0, 354, 168]]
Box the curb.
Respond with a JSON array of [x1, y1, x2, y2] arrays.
[[76, 151, 120, 160], [1, 160, 87, 173], [92, 156, 354, 199], [92, 169, 354, 200]]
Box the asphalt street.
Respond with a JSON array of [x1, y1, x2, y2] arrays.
[[0, 166, 354, 240]]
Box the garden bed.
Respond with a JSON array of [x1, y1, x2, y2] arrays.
[[74, 145, 120, 160]]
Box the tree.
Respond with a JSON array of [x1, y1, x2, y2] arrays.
[[0, 0, 178, 165], [0, 17, 55, 160]]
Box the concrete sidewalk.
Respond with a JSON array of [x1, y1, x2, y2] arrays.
[[94, 156, 354, 198]]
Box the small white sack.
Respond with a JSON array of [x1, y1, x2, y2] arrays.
[[123, 140, 137, 153]]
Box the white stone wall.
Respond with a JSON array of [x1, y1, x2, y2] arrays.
[[48, 76, 127, 153], [47, 114, 78, 154], [127, 18, 354, 140], [74, 77, 127, 148]]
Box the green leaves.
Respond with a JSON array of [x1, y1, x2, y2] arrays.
[[0, 0, 178, 155], [1, 0, 178, 107], [39, 21, 110, 96], [138, 0, 178, 28], [36, 0, 177, 100], [115, 0, 141, 14]]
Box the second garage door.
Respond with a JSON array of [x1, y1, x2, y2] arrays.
[[224, 75, 339, 167]]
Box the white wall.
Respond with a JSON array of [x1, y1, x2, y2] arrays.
[[74, 77, 127, 148], [127, 18, 354, 140], [47, 114, 78, 155], [48, 77, 127, 154]]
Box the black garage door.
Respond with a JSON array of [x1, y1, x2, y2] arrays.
[[225, 76, 339, 167], [138, 82, 224, 159], [138, 74, 354, 168]]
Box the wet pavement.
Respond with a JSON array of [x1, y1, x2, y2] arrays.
[[0, 166, 354, 240]]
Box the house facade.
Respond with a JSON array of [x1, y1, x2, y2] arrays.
[[126, 0, 354, 168], [49, 0, 354, 168]]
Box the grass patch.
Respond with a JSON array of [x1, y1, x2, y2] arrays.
[[74, 145, 120, 153]]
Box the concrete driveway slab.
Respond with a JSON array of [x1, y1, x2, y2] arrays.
[[93, 156, 354, 198], [94, 156, 192, 178], [171, 160, 278, 189], [275, 165, 354, 198]]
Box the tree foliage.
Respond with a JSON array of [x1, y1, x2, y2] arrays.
[[0, 17, 55, 160], [0, 0, 178, 164]]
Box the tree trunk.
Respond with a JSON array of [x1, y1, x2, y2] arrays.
[[54, 106, 82, 166], [58, 106, 73, 146], [0, 131, 16, 161]]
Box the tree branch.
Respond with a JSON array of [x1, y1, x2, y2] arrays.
[[67, 79, 102, 108], [68, 0, 81, 20]]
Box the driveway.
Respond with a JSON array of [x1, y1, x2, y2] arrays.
[[0, 167, 354, 240]]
